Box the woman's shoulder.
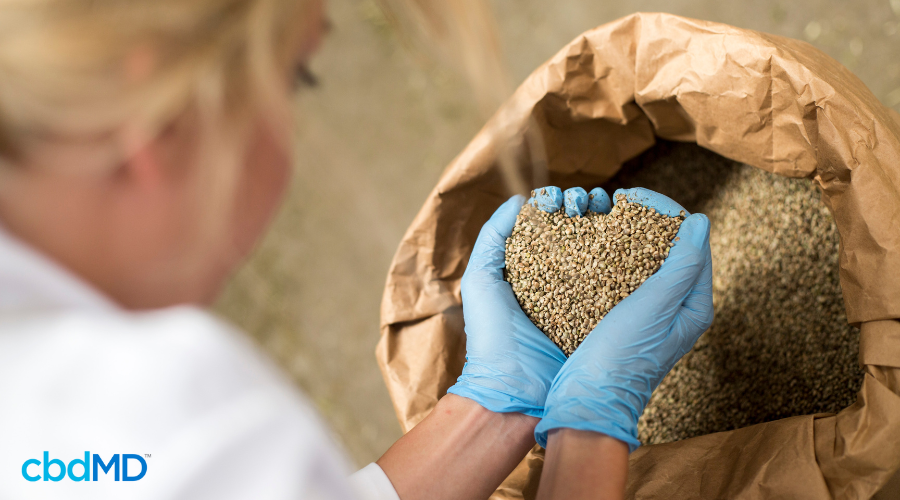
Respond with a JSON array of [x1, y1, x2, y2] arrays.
[[0, 307, 274, 396], [2, 305, 266, 366], [0, 306, 357, 498], [0, 305, 315, 420]]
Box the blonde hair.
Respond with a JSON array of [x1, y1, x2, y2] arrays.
[[0, 0, 309, 171]]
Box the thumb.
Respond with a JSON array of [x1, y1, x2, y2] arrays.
[[676, 218, 714, 334], [466, 195, 525, 277], [613, 187, 689, 218], [618, 213, 710, 313]]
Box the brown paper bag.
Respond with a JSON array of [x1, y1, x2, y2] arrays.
[[376, 13, 900, 499]]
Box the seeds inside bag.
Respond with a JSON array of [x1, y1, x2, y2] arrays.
[[505, 193, 684, 356], [599, 143, 864, 445]]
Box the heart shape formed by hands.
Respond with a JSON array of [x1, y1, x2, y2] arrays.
[[505, 194, 684, 356]]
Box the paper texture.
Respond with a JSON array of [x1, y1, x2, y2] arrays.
[[376, 13, 900, 499]]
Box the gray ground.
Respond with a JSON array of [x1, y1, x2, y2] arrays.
[[215, 0, 900, 467]]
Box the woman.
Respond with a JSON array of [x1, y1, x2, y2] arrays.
[[0, 0, 713, 499]]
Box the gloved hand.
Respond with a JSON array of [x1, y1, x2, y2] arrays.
[[447, 195, 567, 417], [533, 187, 714, 451], [448, 184, 643, 416]]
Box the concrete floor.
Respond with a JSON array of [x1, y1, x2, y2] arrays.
[[215, 0, 900, 468]]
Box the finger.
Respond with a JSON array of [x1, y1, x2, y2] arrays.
[[466, 195, 525, 274], [588, 187, 612, 214], [613, 187, 689, 217], [669, 213, 709, 261], [677, 256, 714, 335], [564, 187, 588, 217], [677, 218, 714, 333], [529, 186, 563, 212]]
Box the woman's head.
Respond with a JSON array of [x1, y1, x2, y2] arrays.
[[0, 0, 326, 308]]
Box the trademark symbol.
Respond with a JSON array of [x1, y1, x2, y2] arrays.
[[144, 454, 151, 458]]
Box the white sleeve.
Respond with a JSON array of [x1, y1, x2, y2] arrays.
[[0, 307, 371, 500], [348, 464, 401, 500]]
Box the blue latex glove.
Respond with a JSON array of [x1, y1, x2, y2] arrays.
[[528, 186, 563, 212], [447, 195, 567, 417], [564, 188, 588, 217], [530, 186, 613, 216], [612, 187, 688, 217], [534, 187, 714, 451], [588, 187, 612, 214]]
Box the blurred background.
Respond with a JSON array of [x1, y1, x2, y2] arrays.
[[215, 0, 900, 466]]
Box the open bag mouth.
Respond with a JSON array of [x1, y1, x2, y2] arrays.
[[377, 12, 900, 500]]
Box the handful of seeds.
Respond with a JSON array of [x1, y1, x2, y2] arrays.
[[505, 193, 685, 356]]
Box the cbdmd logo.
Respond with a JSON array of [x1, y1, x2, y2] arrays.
[[22, 452, 148, 482]]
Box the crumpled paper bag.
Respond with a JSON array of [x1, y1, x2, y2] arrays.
[[376, 12, 900, 499]]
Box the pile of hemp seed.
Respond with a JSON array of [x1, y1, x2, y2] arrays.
[[504, 194, 684, 356]]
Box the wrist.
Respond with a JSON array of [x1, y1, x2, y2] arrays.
[[537, 362, 646, 451], [442, 393, 540, 435], [547, 428, 631, 453], [377, 394, 540, 500], [535, 395, 641, 452], [537, 429, 628, 500], [447, 374, 548, 418]]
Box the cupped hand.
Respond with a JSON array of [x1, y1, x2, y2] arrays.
[[447, 195, 567, 417], [533, 187, 714, 451]]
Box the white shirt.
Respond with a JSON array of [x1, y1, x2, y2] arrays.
[[0, 226, 399, 500]]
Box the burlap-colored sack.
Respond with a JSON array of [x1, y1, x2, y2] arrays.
[[376, 12, 900, 499]]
